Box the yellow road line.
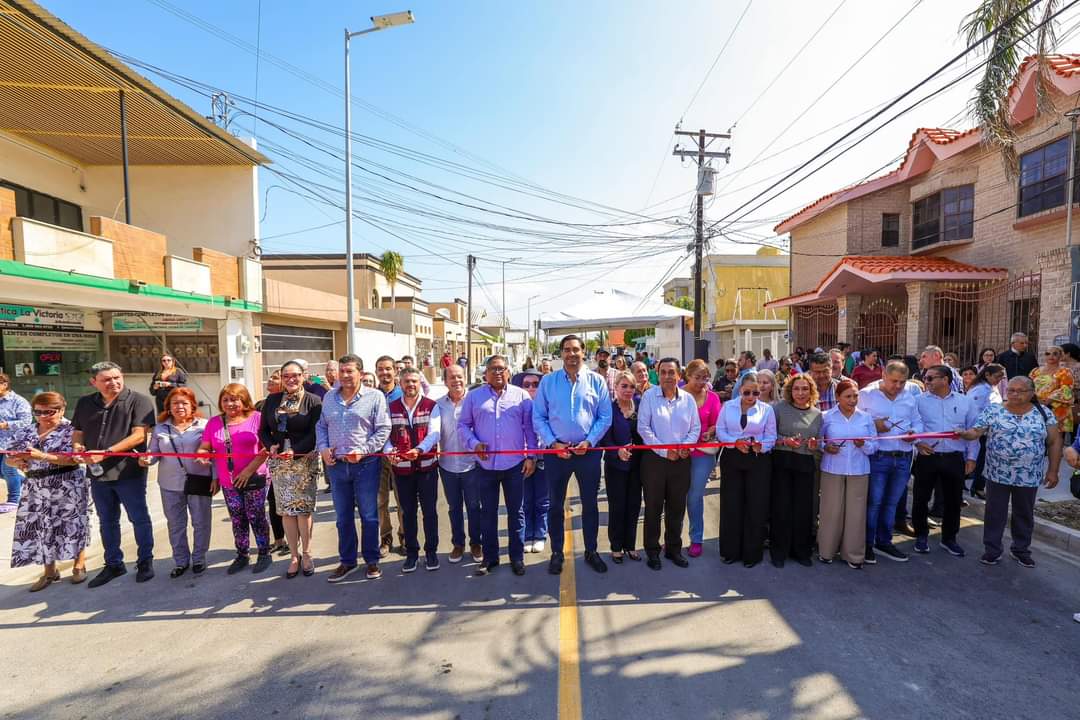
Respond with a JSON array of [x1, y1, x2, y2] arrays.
[[558, 500, 583, 720]]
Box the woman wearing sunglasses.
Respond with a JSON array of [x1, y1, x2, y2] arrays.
[[258, 360, 323, 579], [716, 373, 777, 568], [513, 369, 550, 553], [818, 379, 878, 569], [7, 392, 90, 591]]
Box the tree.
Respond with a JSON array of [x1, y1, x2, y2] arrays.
[[963, 1, 1062, 173], [623, 328, 652, 344], [673, 296, 695, 311], [379, 251, 404, 310]]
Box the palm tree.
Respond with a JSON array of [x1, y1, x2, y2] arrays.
[[379, 251, 404, 310], [963, 0, 1062, 173]]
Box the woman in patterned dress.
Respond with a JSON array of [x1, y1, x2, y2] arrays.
[[1030, 346, 1074, 435], [7, 392, 90, 591], [960, 376, 1062, 568], [258, 361, 322, 579]]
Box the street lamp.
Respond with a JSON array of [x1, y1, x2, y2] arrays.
[[344, 11, 415, 354]]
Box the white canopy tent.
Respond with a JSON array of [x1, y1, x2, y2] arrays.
[[538, 288, 692, 331]]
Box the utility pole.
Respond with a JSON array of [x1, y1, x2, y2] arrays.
[[673, 128, 731, 358], [466, 254, 476, 380]]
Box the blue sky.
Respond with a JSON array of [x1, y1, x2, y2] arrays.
[[43, 0, 1080, 325]]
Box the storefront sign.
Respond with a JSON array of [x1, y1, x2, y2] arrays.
[[0, 304, 84, 329], [111, 313, 204, 333], [2, 329, 100, 351]]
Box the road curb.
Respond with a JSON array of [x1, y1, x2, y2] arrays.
[[966, 495, 1080, 559]]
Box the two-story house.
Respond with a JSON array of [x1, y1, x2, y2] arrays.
[[767, 54, 1080, 362]]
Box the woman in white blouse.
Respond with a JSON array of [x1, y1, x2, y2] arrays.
[[819, 379, 878, 569], [715, 373, 777, 568]]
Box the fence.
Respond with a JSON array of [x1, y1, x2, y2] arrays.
[[928, 271, 1041, 365], [793, 302, 838, 352], [853, 296, 905, 359]]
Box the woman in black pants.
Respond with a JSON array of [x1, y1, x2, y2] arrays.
[[601, 371, 643, 563], [769, 374, 821, 567], [716, 373, 777, 568]]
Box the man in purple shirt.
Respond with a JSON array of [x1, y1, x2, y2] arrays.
[[459, 354, 537, 576]]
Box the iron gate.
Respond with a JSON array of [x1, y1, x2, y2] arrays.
[[928, 271, 1041, 365], [853, 297, 905, 358], [794, 302, 838, 351]]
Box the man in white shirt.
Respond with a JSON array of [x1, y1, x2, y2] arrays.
[[858, 361, 923, 563], [637, 357, 700, 570]]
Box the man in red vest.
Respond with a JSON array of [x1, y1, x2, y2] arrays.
[[386, 367, 441, 573]]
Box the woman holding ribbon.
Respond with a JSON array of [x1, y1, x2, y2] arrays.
[[140, 387, 210, 578], [259, 360, 322, 579], [769, 374, 821, 567], [601, 371, 643, 563], [683, 359, 721, 559], [716, 372, 776, 568], [7, 392, 90, 591], [818, 379, 877, 569]]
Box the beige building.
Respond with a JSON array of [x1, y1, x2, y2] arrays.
[[662, 277, 692, 305], [768, 54, 1080, 361], [703, 246, 791, 359], [0, 0, 266, 412]]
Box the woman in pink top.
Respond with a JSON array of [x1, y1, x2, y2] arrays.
[[198, 383, 271, 575], [684, 359, 722, 558]]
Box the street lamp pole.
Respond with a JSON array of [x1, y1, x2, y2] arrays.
[[527, 294, 540, 361], [344, 11, 414, 354]]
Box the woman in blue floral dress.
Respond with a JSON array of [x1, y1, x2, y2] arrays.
[[7, 392, 91, 591], [960, 376, 1062, 569]]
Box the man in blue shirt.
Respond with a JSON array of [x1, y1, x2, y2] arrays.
[[913, 365, 979, 557], [533, 335, 612, 575]]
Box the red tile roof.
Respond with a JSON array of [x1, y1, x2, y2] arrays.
[[838, 255, 1005, 275]]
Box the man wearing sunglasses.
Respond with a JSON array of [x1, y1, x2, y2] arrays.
[[460, 355, 537, 576], [913, 365, 979, 557]]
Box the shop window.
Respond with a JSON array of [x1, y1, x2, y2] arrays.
[[881, 213, 900, 247], [109, 334, 220, 375], [1018, 135, 1080, 217], [912, 185, 973, 249], [0, 180, 83, 232]]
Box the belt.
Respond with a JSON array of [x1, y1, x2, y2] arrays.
[[874, 450, 911, 458]]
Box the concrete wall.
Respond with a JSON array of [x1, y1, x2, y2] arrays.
[[788, 204, 847, 294], [0, 130, 258, 261]]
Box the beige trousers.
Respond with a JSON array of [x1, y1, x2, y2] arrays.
[[818, 471, 868, 564], [378, 458, 404, 546]]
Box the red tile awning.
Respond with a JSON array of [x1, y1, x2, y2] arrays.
[[765, 256, 1007, 309]]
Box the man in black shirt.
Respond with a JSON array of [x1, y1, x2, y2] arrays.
[[996, 332, 1037, 379], [72, 361, 157, 587]]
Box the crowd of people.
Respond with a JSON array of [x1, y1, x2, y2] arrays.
[[0, 332, 1077, 625]]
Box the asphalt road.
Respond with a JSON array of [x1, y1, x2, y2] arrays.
[[1, 467, 1078, 720]]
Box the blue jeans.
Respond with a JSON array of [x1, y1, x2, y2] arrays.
[[687, 454, 717, 544], [1, 455, 23, 506], [440, 467, 482, 548], [328, 458, 381, 566], [868, 452, 912, 546], [546, 452, 602, 554], [91, 476, 154, 567], [477, 462, 526, 564], [395, 470, 439, 559], [522, 463, 550, 542]]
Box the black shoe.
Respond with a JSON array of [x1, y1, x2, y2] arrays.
[[927, 515, 942, 528], [135, 560, 155, 583], [169, 565, 188, 579], [192, 563, 206, 575], [721, 556, 737, 564], [511, 560, 526, 576], [584, 550, 608, 573], [874, 542, 909, 562], [664, 551, 689, 568], [864, 545, 877, 565], [972, 489, 986, 500], [252, 551, 272, 574], [87, 564, 127, 588], [610, 553, 624, 564], [646, 553, 662, 571], [771, 558, 785, 568], [893, 522, 917, 538], [548, 553, 564, 575], [743, 561, 758, 569], [227, 553, 250, 575], [796, 557, 813, 567], [402, 556, 418, 574]]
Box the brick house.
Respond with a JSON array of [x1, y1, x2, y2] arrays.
[[767, 54, 1080, 362]]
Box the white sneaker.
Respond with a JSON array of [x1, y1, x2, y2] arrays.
[[1074, 612, 1080, 624], [523, 541, 535, 553], [532, 539, 545, 554]]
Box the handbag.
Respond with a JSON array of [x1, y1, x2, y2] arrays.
[[221, 414, 266, 492], [1071, 471, 1080, 501], [167, 424, 213, 496]]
